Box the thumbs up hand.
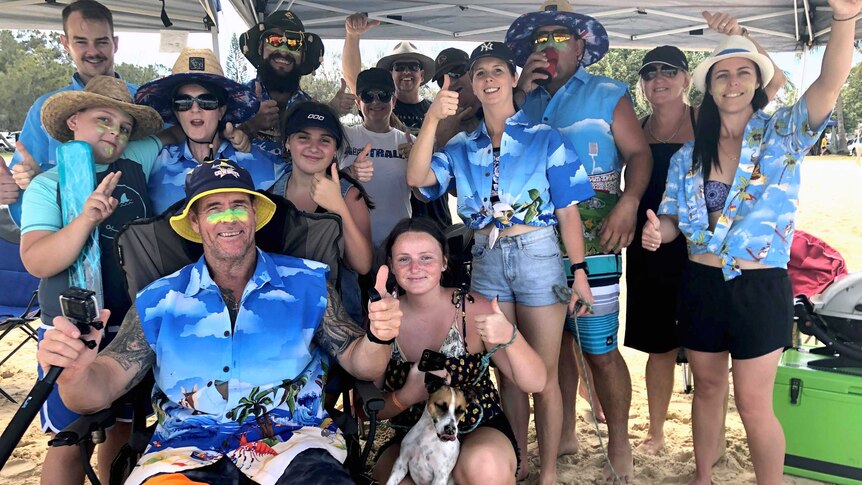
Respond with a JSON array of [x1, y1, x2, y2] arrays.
[[310, 163, 347, 215], [329, 78, 357, 116], [246, 81, 279, 135], [428, 75, 459, 121], [223, 122, 251, 153], [397, 132, 414, 160], [11, 141, 41, 190], [352, 143, 374, 182], [642, 209, 663, 252], [475, 296, 516, 347], [367, 265, 402, 343], [0, 154, 20, 205]]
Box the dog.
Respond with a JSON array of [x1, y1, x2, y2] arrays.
[[386, 384, 468, 485]]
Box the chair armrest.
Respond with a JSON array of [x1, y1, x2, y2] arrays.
[[354, 380, 384, 414], [48, 409, 114, 447]]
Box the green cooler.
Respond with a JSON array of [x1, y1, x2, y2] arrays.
[[774, 348, 862, 484]]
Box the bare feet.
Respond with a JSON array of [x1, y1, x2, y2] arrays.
[[635, 435, 665, 455], [602, 446, 634, 484], [581, 408, 607, 425], [537, 469, 557, 485], [558, 434, 579, 456]]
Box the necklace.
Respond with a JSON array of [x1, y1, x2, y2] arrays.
[[646, 106, 687, 144], [718, 139, 741, 163], [220, 288, 240, 313]]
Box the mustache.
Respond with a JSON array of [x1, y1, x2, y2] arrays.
[[82, 55, 107, 63], [267, 53, 297, 65]]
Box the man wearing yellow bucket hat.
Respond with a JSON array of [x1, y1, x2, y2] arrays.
[[37, 158, 403, 485]]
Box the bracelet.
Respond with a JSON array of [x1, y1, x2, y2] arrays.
[[390, 391, 407, 411], [833, 14, 858, 22], [570, 261, 589, 276], [366, 325, 395, 345], [740, 27, 750, 37]]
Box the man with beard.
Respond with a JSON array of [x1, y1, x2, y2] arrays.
[[4, 0, 134, 226], [342, 13, 451, 229], [239, 10, 355, 163]]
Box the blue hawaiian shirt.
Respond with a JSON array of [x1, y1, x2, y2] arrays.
[[419, 110, 594, 230], [519, 68, 629, 256], [7, 73, 137, 225], [126, 249, 344, 485], [243, 79, 313, 163], [148, 140, 284, 215], [659, 97, 829, 280]]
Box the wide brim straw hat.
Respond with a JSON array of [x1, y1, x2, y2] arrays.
[[692, 35, 774, 93], [504, 0, 609, 68], [239, 10, 324, 75], [41, 75, 163, 143], [375, 42, 436, 84], [135, 48, 259, 125]]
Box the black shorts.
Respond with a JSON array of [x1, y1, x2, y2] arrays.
[[677, 261, 793, 359]]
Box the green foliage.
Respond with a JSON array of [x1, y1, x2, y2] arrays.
[[840, 61, 862, 137], [115, 62, 169, 86], [225, 33, 251, 83], [300, 52, 346, 105]]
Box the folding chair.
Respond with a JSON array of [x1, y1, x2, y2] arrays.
[[0, 237, 40, 403]]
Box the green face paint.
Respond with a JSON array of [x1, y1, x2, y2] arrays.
[[96, 120, 131, 145], [271, 45, 302, 62], [103, 145, 115, 156], [206, 208, 250, 224]]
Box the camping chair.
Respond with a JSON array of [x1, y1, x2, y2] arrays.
[[0, 237, 40, 403], [50, 192, 383, 484]]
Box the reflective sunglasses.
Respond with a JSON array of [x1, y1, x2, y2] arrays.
[[392, 61, 422, 72], [172, 93, 222, 112], [359, 90, 394, 104], [264, 32, 303, 51], [640, 66, 681, 81], [533, 29, 576, 46]]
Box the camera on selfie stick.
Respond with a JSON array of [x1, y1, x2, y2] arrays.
[[0, 287, 103, 470]]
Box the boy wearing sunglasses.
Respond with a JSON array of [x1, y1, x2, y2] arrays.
[[341, 68, 412, 249]]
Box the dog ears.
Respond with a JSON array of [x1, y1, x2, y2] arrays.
[[424, 372, 446, 394]]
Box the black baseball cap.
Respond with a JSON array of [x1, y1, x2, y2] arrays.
[[468, 42, 516, 73], [432, 48, 470, 83], [356, 67, 395, 94], [282, 102, 344, 148], [639, 45, 689, 74]]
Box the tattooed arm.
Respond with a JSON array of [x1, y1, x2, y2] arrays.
[[314, 282, 392, 381], [56, 306, 156, 414]]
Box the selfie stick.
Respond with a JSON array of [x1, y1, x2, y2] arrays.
[[0, 366, 63, 468]]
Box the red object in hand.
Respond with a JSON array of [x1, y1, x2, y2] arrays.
[[544, 48, 559, 78]]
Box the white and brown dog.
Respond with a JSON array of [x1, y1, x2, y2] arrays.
[[386, 384, 468, 485]]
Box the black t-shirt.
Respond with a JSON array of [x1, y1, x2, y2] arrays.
[[394, 99, 432, 133]]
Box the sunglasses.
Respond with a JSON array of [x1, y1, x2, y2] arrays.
[[392, 62, 422, 72], [436, 65, 467, 87], [533, 29, 576, 46], [640, 66, 681, 81], [359, 90, 393, 104], [173, 93, 221, 112], [264, 32, 303, 51]]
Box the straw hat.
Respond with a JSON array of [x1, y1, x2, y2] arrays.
[[504, 0, 609, 68], [239, 10, 324, 75], [170, 159, 276, 243], [41, 76, 163, 143], [135, 48, 259, 125], [375, 42, 436, 84], [692, 35, 774, 93]]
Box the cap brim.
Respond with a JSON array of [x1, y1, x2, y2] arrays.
[[169, 188, 276, 243], [41, 90, 163, 143], [432, 61, 467, 82], [136, 72, 259, 125], [375, 53, 436, 85], [639, 61, 688, 74]]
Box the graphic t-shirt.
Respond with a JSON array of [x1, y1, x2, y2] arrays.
[[394, 99, 432, 134], [341, 125, 411, 247]]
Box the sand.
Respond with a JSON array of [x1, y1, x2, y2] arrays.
[[1, 157, 860, 484]]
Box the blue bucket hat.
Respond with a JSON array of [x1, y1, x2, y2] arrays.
[[504, 0, 609, 68], [135, 48, 259, 125]]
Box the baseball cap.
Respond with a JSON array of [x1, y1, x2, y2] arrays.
[[282, 102, 344, 149], [640, 45, 689, 74], [432, 48, 470, 83], [469, 42, 516, 73], [356, 67, 395, 94]]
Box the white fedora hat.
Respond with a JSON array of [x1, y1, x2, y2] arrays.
[[375, 42, 435, 84], [692, 35, 774, 93]]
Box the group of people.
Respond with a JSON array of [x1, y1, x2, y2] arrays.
[[3, 0, 858, 484]]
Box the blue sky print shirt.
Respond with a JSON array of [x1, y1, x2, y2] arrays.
[[519, 68, 628, 255], [658, 97, 829, 280], [126, 250, 344, 485], [419, 110, 594, 231], [148, 140, 284, 214]]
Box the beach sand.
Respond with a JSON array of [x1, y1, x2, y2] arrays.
[[1, 158, 859, 484]]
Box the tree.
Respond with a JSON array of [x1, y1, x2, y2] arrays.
[[115, 62, 169, 86], [840, 61, 862, 140], [225, 33, 250, 83], [300, 51, 345, 106]]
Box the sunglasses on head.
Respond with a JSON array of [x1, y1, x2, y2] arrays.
[[264, 32, 303, 51], [173, 93, 222, 112], [533, 29, 576, 46], [640, 66, 681, 81], [392, 62, 422, 72], [359, 90, 393, 104]]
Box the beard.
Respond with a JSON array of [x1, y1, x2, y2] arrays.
[[259, 55, 303, 94]]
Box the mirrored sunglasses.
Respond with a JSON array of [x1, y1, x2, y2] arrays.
[[392, 62, 422, 72], [533, 29, 575, 46], [264, 32, 303, 51], [640, 66, 681, 81], [359, 91, 393, 104], [173, 94, 222, 112]]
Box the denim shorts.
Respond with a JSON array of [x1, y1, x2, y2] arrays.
[[470, 225, 566, 307]]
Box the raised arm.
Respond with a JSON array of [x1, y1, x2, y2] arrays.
[[406, 75, 458, 188], [804, 0, 862, 127], [342, 14, 379, 93], [36, 306, 155, 415]]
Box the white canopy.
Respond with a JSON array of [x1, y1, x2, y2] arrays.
[[0, 0, 858, 52]]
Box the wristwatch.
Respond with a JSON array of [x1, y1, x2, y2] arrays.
[[570, 261, 589, 276]]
